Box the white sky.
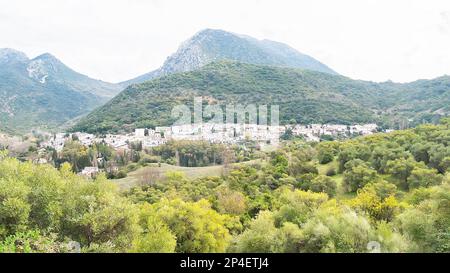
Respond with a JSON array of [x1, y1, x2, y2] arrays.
[[1, 0, 449, 83]]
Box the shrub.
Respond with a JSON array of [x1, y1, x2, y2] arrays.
[[326, 167, 337, 176]]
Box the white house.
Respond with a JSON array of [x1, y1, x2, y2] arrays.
[[80, 167, 99, 178]]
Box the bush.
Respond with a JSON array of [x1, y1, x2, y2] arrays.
[[326, 167, 337, 176], [126, 163, 138, 172], [343, 163, 379, 193], [116, 170, 127, 179], [139, 155, 160, 165], [318, 150, 334, 164], [310, 175, 337, 197]]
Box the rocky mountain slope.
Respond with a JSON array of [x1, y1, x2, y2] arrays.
[[120, 29, 337, 87], [0, 48, 122, 133]]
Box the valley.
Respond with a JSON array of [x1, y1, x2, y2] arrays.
[[0, 26, 449, 255]]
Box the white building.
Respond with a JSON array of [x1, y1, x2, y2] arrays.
[[135, 128, 146, 137], [80, 167, 99, 177], [40, 123, 380, 153]]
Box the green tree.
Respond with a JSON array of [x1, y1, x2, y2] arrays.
[[59, 174, 140, 250], [273, 189, 328, 227], [231, 211, 286, 253], [408, 168, 443, 189], [216, 187, 247, 215], [317, 142, 337, 164], [397, 183, 450, 252], [348, 186, 404, 222], [132, 204, 176, 253], [337, 143, 371, 173], [299, 206, 373, 252], [0, 230, 64, 253], [386, 157, 419, 189], [309, 175, 337, 197], [0, 174, 31, 237], [343, 162, 379, 193], [150, 198, 231, 253]]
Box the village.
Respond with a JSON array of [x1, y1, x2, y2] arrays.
[[41, 122, 379, 152], [31, 123, 380, 177]]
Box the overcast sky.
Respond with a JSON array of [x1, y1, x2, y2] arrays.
[[1, 0, 449, 83]]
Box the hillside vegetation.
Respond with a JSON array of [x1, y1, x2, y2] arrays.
[[2, 120, 450, 252], [74, 61, 450, 133], [0, 49, 121, 133]]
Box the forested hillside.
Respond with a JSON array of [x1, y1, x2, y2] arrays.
[[2, 120, 449, 253], [73, 61, 450, 133]]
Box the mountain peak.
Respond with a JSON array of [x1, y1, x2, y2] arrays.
[[35, 52, 56, 59], [120, 29, 337, 87], [27, 53, 66, 83], [0, 48, 29, 63], [196, 28, 225, 35], [0, 48, 25, 55], [192, 28, 232, 39], [33, 52, 62, 64], [0, 49, 121, 133]]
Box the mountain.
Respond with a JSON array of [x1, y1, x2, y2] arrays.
[[120, 29, 337, 87], [0, 48, 122, 133], [74, 61, 450, 134], [71, 61, 376, 133]]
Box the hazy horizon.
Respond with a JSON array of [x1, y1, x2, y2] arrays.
[[1, 0, 450, 83]]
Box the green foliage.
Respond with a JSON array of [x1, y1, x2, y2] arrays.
[[230, 211, 286, 253], [397, 183, 450, 252], [408, 168, 443, 189], [325, 167, 337, 177], [309, 175, 337, 197], [299, 208, 373, 252], [58, 140, 91, 172], [386, 157, 421, 189], [151, 140, 228, 167], [73, 62, 380, 134], [148, 198, 231, 253], [233, 191, 411, 253], [273, 189, 329, 227], [215, 186, 247, 215], [74, 62, 450, 134], [317, 142, 338, 164], [337, 142, 371, 173], [0, 230, 64, 253], [343, 161, 379, 193], [0, 157, 140, 252], [347, 186, 404, 222], [131, 204, 176, 253], [297, 175, 337, 197], [3, 122, 450, 253]]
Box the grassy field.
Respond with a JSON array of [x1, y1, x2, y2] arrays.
[[114, 163, 224, 190], [317, 160, 356, 200], [114, 160, 262, 190], [114, 158, 356, 200]]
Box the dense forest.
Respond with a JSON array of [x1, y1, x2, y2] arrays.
[[73, 61, 450, 134], [1, 120, 450, 253]]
